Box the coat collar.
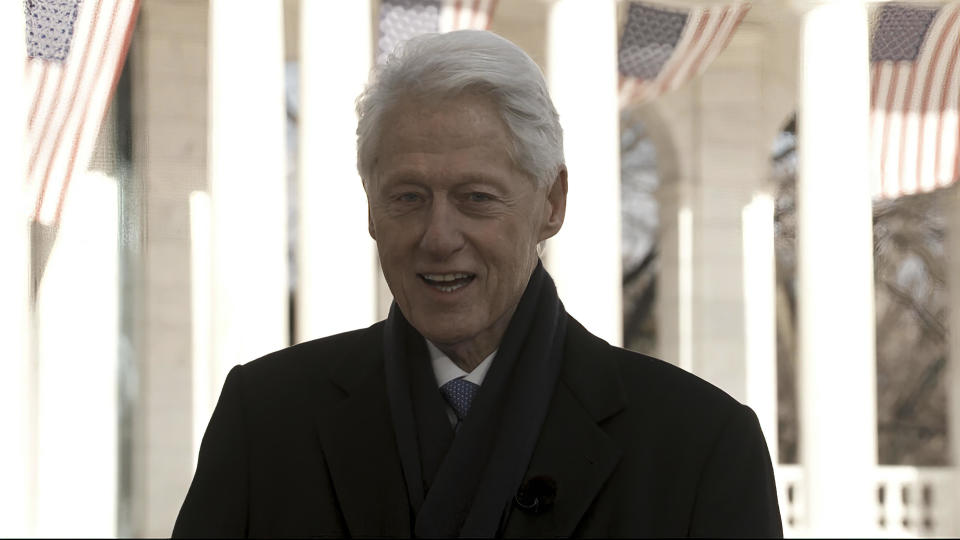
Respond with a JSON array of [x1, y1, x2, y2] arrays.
[[502, 317, 627, 537], [557, 317, 628, 424], [312, 317, 627, 538], [314, 323, 413, 538]]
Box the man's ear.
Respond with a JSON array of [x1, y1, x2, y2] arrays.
[[539, 166, 568, 242]]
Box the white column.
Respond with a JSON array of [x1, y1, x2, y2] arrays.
[[795, 1, 877, 535], [34, 172, 119, 537], [640, 85, 698, 371], [296, 0, 377, 342], [947, 184, 960, 536], [189, 191, 213, 469], [209, 0, 288, 384], [655, 175, 695, 372], [546, 0, 622, 346], [647, 23, 773, 414], [0, 5, 32, 536], [742, 191, 779, 464], [132, 3, 212, 534]]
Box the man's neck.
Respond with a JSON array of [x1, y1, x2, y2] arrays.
[[434, 312, 516, 373], [435, 341, 495, 373], [432, 303, 519, 372]]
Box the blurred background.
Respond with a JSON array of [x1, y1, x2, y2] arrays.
[[2, 0, 960, 537]]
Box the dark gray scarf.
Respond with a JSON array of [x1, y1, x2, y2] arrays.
[[383, 261, 568, 537]]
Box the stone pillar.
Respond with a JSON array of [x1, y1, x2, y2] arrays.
[[647, 22, 778, 454], [687, 32, 766, 404], [189, 190, 213, 470], [545, 0, 622, 346], [34, 173, 119, 537], [296, 0, 378, 342], [656, 175, 695, 372], [794, 1, 877, 535], [0, 5, 31, 536], [128, 2, 212, 534], [742, 191, 779, 465], [208, 0, 288, 382], [643, 84, 697, 373]]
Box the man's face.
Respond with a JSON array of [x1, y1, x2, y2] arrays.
[[367, 94, 566, 353]]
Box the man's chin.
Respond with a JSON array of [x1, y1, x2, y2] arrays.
[[408, 311, 481, 342], [415, 325, 475, 348]]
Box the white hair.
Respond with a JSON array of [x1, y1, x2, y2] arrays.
[[356, 30, 564, 189]]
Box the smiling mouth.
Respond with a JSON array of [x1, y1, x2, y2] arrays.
[[418, 272, 476, 293]]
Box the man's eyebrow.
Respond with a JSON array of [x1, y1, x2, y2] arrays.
[[378, 170, 427, 185], [456, 174, 510, 188], [380, 171, 509, 188]]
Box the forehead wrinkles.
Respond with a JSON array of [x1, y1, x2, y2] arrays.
[[373, 95, 518, 184], [393, 96, 508, 144]]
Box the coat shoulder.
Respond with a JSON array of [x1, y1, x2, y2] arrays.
[[235, 321, 386, 401], [614, 345, 743, 414], [561, 319, 781, 537], [565, 317, 746, 426]]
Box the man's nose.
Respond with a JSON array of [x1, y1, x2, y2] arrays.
[[419, 198, 465, 258]]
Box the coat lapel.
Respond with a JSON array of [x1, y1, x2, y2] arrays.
[[314, 337, 412, 538], [310, 317, 625, 538], [502, 318, 627, 537]]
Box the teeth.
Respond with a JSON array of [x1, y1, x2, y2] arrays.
[[420, 272, 474, 292], [421, 272, 472, 282], [435, 283, 467, 292]]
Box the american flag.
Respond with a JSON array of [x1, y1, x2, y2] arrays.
[[377, 0, 499, 64], [618, 1, 750, 108], [870, 3, 960, 199], [25, 0, 140, 226]]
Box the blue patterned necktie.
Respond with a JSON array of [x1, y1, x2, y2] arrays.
[[440, 377, 480, 428]]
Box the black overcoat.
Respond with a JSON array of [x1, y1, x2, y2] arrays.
[[173, 317, 783, 537]]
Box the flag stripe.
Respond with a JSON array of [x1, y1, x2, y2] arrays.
[[25, 0, 140, 225], [439, 0, 455, 31], [49, 0, 136, 225], [934, 8, 960, 186], [926, 8, 960, 187], [871, 3, 960, 199], [32, 0, 108, 221], [869, 64, 888, 195], [26, 59, 49, 130], [917, 5, 958, 192], [618, 3, 749, 108], [380, 0, 497, 61], [455, 0, 470, 29], [633, 7, 708, 102], [870, 63, 881, 129], [896, 62, 919, 194], [473, 0, 496, 30], [438, 0, 496, 32], [27, 61, 69, 180], [658, 9, 713, 96], [633, 7, 703, 101], [694, 5, 746, 79], [880, 63, 905, 198], [714, 6, 750, 61], [914, 8, 959, 189], [676, 6, 744, 93]]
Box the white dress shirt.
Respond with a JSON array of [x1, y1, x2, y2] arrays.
[[426, 339, 496, 426]]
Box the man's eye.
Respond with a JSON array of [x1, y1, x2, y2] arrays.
[[468, 192, 494, 203], [396, 192, 422, 203]]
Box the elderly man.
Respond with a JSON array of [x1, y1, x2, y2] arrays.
[[173, 30, 782, 538]]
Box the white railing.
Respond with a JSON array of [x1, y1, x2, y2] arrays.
[[775, 465, 956, 537], [775, 464, 806, 535]]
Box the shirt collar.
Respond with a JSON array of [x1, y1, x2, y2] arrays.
[[425, 339, 496, 388]]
